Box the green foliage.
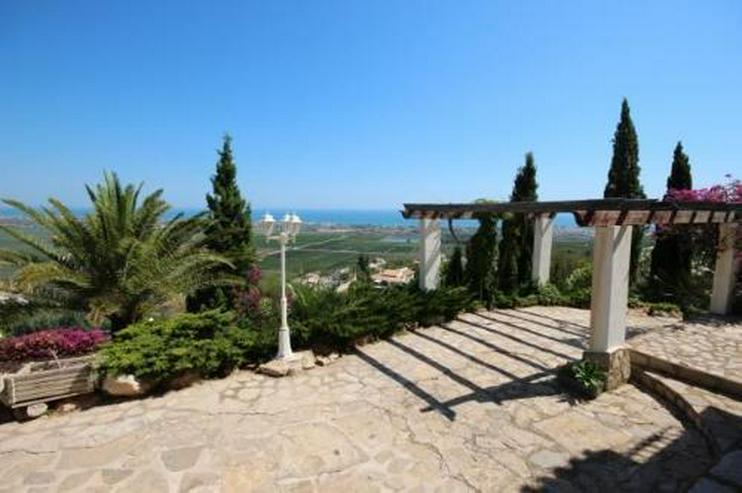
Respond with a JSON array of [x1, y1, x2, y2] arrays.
[[188, 135, 255, 311], [497, 219, 519, 292], [649, 141, 694, 299], [3, 309, 103, 337], [603, 99, 646, 286], [666, 141, 693, 191], [356, 254, 371, 283], [465, 212, 499, 304], [443, 246, 465, 287], [559, 360, 606, 399], [498, 153, 539, 292], [97, 310, 269, 382], [0, 173, 232, 331], [290, 283, 474, 350]]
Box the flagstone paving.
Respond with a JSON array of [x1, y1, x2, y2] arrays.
[[0, 307, 733, 492]]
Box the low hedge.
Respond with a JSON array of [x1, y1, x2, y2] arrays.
[[290, 283, 475, 350], [96, 311, 269, 383], [97, 283, 475, 383]]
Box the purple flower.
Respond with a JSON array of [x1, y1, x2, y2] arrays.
[[0, 328, 108, 363]]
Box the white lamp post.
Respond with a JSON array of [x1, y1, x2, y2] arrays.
[[258, 212, 302, 360]]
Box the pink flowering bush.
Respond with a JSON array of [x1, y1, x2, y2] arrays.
[[0, 328, 108, 363], [666, 175, 741, 203]]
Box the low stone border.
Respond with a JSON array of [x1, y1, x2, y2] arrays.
[[629, 349, 742, 399], [631, 369, 720, 454]]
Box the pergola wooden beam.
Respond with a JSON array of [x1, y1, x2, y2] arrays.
[[402, 199, 739, 226]]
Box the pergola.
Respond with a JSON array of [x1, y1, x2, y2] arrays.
[[401, 199, 741, 389]]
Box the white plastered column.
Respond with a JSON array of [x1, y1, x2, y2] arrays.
[[589, 225, 633, 352], [585, 225, 633, 390], [419, 218, 441, 291], [532, 214, 554, 285], [710, 223, 738, 315]]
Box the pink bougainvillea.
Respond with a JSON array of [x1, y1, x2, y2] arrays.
[[0, 328, 108, 363], [666, 176, 741, 203]]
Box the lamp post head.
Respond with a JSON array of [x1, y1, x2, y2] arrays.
[[258, 212, 276, 238], [289, 213, 302, 236]]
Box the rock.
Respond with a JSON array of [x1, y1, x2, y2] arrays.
[[316, 352, 340, 367], [168, 371, 202, 390], [258, 360, 292, 378], [20, 403, 48, 419], [57, 402, 80, 413], [301, 352, 316, 370], [102, 374, 153, 397]]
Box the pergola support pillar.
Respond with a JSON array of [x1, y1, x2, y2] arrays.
[[532, 214, 554, 285], [419, 218, 441, 291], [585, 225, 633, 390], [710, 223, 738, 315]]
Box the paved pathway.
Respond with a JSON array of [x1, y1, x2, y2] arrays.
[[0, 307, 721, 492], [628, 316, 742, 384]]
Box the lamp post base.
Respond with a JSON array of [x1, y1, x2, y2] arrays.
[[276, 326, 297, 361]]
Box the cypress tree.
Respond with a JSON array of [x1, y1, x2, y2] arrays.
[[497, 218, 519, 292], [444, 246, 465, 287], [465, 211, 498, 304], [666, 141, 692, 191], [649, 142, 693, 295], [497, 153, 539, 292], [187, 135, 255, 311], [356, 254, 371, 283], [603, 99, 645, 285]]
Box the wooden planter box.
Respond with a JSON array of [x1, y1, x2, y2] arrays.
[[0, 355, 96, 410]]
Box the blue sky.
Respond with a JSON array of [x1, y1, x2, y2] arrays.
[[1, 1, 740, 209]]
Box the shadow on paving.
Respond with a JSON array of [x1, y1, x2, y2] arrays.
[[353, 309, 585, 421], [524, 408, 741, 492], [355, 309, 729, 489]]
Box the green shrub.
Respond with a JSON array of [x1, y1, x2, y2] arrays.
[[565, 265, 592, 292], [557, 360, 606, 399], [290, 283, 474, 350], [97, 310, 262, 383]]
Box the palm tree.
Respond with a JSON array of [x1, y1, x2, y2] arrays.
[[0, 173, 234, 330]]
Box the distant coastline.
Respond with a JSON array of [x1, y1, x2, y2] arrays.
[[0, 207, 579, 229]]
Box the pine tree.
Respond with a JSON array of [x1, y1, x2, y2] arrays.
[[444, 246, 465, 287], [497, 153, 538, 292], [604, 99, 645, 285], [465, 211, 498, 304], [649, 142, 693, 295], [187, 135, 255, 311]]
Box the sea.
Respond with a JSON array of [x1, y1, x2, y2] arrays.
[[0, 207, 578, 229]]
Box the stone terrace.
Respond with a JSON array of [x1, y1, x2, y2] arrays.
[[0, 307, 734, 492]]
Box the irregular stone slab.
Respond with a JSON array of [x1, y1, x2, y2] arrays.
[[161, 446, 203, 472], [178, 471, 220, 492], [534, 410, 632, 454], [709, 450, 742, 487], [529, 449, 570, 469]]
